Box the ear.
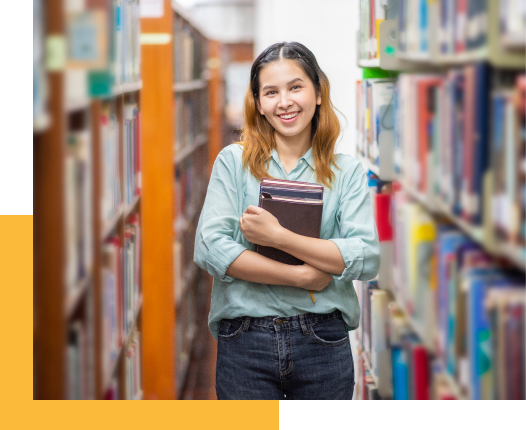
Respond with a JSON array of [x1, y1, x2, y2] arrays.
[[316, 92, 321, 106]]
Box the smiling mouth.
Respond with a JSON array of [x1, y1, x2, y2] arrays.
[[277, 112, 300, 122]]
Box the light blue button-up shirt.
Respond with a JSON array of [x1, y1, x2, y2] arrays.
[[194, 143, 380, 340]]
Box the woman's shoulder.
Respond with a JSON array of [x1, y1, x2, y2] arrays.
[[333, 153, 364, 176], [219, 142, 244, 160]]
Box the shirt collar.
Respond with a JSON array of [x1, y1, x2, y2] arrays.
[[269, 146, 315, 170]]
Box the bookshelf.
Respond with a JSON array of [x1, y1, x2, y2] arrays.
[[141, 0, 223, 399], [172, 1, 221, 399], [34, 0, 143, 400], [354, 0, 525, 401]]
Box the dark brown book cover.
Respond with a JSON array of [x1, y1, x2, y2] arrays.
[[255, 193, 323, 265]]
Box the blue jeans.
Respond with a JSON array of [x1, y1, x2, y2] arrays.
[[216, 310, 355, 400]]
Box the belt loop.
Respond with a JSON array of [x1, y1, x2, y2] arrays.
[[242, 316, 251, 331], [299, 314, 309, 336]]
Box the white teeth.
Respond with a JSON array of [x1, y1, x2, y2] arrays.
[[279, 112, 299, 120]]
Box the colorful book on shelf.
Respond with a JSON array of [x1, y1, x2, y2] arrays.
[[65, 130, 93, 290], [371, 289, 392, 398], [469, 63, 491, 225], [416, 77, 442, 193]]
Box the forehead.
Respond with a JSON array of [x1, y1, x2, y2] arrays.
[[259, 59, 309, 88]]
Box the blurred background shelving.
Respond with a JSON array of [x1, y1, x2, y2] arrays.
[[353, 0, 525, 400]]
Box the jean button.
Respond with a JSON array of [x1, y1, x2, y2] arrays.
[[275, 319, 282, 326]]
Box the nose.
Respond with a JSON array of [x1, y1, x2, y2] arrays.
[[277, 91, 293, 110]]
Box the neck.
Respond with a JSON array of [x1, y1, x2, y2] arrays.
[[274, 124, 312, 163]]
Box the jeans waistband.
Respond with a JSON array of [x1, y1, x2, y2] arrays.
[[223, 309, 343, 334]]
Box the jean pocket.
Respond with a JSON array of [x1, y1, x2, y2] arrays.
[[218, 318, 245, 341], [308, 317, 349, 346]]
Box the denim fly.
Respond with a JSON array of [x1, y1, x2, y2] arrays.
[[215, 310, 355, 400]]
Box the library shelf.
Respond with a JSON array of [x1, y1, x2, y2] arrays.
[[432, 47, 489, 66], [104, 297, 143, 393], [174, 133, 208, 165], [501, 35, 526, 50], [174, 203, 201, 237], [34, 0, 145, 400], [356, 154, 380, 177], [494, 242, 526, 271], [393, 297, 435, 353], [391, 280, 467, 400], [101, 206, 124, 241], [65, 97, 91, 113], [124, 195, 141, 219], [397, 51, 431, 63], [65, 275, 91, 320], [358, 58, 380, 68], [173, 79, 207, 93], [396, 179, 486, 249], [112, 80, 143, 96]]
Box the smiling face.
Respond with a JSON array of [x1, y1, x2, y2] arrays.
[[257, 59, 321, 140]]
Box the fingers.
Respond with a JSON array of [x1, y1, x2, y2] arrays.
[[244, 205, 264, 215]]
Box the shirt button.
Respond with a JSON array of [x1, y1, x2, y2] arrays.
[[299, 160, 303, 164], [280, 297, 283, 300]]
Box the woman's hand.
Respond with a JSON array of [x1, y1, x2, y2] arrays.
[[239, 205, 284, 247], [295, 263, 332, 291]]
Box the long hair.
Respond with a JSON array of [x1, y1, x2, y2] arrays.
[[240, 41, 340, 188]]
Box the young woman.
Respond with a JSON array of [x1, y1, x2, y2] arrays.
[[194, 41, 380, 400]]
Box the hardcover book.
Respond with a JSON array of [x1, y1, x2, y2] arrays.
[[255, 178, 323, 265]]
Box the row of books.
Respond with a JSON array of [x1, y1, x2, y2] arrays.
[[175, 146, 208, 230], [63, 0, 141, 104], [392, 189, 525, 399], [65, 130, 93, 291], [397, 0, 526, 58], [356, 67, 525, 251], [123, 103, 141, 205], [394, 68, 525, 236], [101, 215, 141, 384], [112, 0, 141, 85], [355, 263, 525, 400], [433, 0, 488, 55], [104, 329, 142, 400], [174, 92, 209, 153], [358, 0, 396, 61], [101, 104, 121, 222], [173, 15, 204, 83], [356, 78, 396, 176]]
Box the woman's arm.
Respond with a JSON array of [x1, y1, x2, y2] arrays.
[[195, 146, 333, 291], [226, 250, 333, 291], [239, 207, 346, 275], [239, 161, 380, 282]]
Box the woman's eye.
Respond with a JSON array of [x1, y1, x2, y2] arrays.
[[291, 85, 301, 90], [266, 90, 276, 96]]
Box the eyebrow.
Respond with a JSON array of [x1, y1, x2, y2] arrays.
[[261, 78, 305, 92]]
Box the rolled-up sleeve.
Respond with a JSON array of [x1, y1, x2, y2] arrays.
[[329, 162, 380, 282], [194, 149, 247, 282]]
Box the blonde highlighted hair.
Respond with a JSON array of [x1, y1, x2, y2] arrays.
[[240, 42, 340, 188]]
